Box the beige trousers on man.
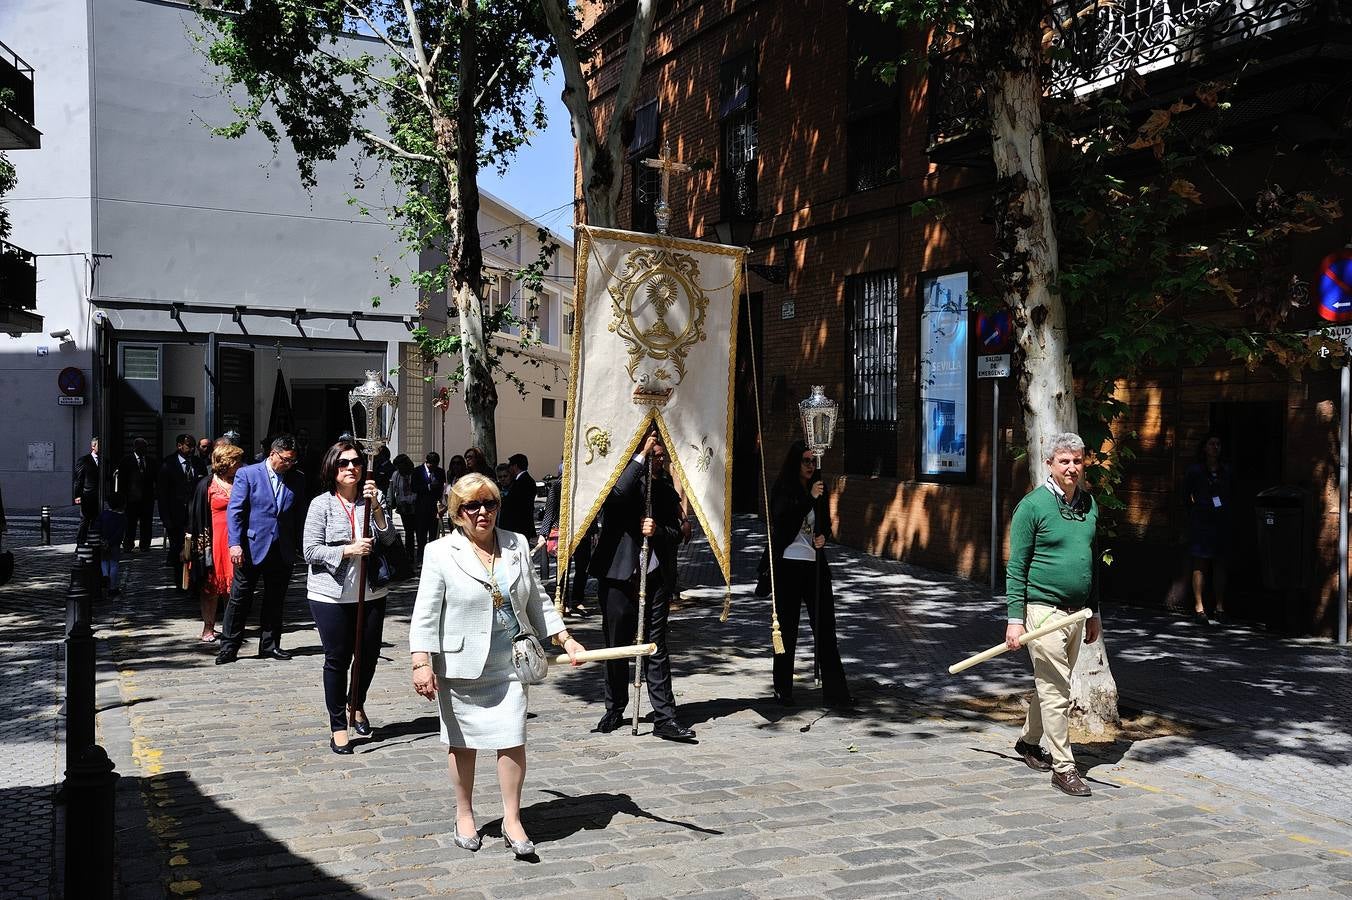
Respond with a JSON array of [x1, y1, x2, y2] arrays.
[[1019, 602, 1086, 774]]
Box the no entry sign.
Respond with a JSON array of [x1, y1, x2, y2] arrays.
[[1319, 248, 1352, 323]]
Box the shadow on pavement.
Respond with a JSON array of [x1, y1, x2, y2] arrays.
[[114, 770, 365, 897], [496, 788, 724, 846]]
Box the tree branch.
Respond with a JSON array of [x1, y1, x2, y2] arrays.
[[604, 0, 657, 148], [360, 129, 435, 163], [341, 0, 419, 74], [540, 0, 600, 154], [314, 46, 423, 104], [474, 58, 508, 110], [401, 0, 432, 80]]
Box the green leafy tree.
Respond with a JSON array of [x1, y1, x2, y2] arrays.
[[0, 151, 15, 241], [194, 0, 557, 463], [859, 1, 1348, 727]]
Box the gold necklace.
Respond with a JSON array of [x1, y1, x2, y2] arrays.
[[474, 539, 506, 609]]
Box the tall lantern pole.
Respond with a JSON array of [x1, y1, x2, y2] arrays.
[[348, 371, 398, 718], [798, 386, 839, 685]]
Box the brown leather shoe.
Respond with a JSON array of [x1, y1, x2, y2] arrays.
[[1052, 768, 1091, 797], [1015, 740, 1053, 772]]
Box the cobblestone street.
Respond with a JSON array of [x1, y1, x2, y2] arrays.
[[6, 515, 1352, 898]]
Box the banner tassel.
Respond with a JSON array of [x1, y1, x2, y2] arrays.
[[719, 585, 732, 623]]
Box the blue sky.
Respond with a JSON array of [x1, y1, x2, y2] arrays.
[[478, 61, 577, 237]]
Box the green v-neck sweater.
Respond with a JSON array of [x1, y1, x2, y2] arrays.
[[1005, 486, 1099, 622]]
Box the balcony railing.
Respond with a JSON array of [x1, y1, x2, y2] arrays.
[[0, 40, 39, 150], [928, 0, 1348, 156], [0, 240, 38, 312]]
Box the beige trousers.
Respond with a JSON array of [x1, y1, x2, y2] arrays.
[[1020, 602, 1085, 773]]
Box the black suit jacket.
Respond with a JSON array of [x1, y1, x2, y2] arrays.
[[590, 457, 681, 582], [499, 471, 537, 543], [116, 452, 157, 506], [73, 454, 101, 506], [156, 453, 206, 525]]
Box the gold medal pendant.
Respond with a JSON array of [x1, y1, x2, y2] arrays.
[[491, 586, 505, 609]]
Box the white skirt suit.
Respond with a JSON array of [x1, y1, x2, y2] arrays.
[[409, 527, 565, 749]]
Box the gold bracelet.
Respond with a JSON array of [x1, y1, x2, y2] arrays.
[[412, 661, 431, 671]]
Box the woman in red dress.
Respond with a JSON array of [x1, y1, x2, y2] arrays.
[[186, 441, 245, 642]]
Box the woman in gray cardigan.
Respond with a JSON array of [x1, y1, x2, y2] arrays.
[[410, 472, 585, 858], [303, 440, 398, 755]]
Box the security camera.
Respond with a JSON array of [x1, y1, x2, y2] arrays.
[[49, 329, 72, 340], [93, 310, 107, 323]]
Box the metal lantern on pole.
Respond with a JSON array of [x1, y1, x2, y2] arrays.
[[350, 370, 398, 463], [798, 385, 839, 466], [797, 384, 838, 687], [345, 370, 398, 722]]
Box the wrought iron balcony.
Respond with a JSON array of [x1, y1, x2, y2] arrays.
[[0, 240, 41, 334], [928, 0, 1351, 164], [0, 40, 39, 150]]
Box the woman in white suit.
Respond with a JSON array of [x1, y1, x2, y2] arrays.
[[410, 472, 585, 858]]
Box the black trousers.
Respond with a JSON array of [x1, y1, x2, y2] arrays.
[[396, 502, 418, 559], [310, 597, 386, 732], [163, 516, 186, 572], [600, 575, 677, 724], [568, 536, 593, 610], [123, 499, 153, 551], [413, 498, 438, 561], [772, 557, 850, 702], [76, 500, 97, 546], [220, 548, 292, 654]]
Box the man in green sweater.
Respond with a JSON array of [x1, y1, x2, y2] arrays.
[[1005, 432, 1102, 797]]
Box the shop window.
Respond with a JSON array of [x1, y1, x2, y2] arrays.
[[845, 271, 898, 478], [918, 270, 970, 479]]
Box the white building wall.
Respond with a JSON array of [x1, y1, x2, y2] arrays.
[[0, 0, 98, 509], [435, 193, 575, 471], [0, 0, 418, 509]]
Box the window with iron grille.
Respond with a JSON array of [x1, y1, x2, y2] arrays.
[[719, 51, 758, 220], [846, 10, 902, 193], [845, 271, 898, 478], [629, 100, 661, 233], [541, 398, 556, 419]]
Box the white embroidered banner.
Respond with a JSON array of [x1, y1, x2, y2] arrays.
[[558, 225, 745, 592]]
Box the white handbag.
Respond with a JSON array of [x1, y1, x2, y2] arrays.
[[505, 550, 550, 685]]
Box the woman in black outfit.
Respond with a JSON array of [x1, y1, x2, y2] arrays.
[[765, 440, 851, 708]]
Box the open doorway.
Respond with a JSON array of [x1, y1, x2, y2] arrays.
[[1207, 400, 1284, 620]]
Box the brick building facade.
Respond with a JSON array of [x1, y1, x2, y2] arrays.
[[577, 0, 1352, 636]]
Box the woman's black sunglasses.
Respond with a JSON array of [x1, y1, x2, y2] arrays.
[[462, 499, 499, 514], [335, 457, 364, 469]]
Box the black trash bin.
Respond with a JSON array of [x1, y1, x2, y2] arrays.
[[1254, 485, 1309, 632]]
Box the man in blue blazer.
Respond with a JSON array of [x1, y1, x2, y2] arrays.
[[217, 435, 305, 664]]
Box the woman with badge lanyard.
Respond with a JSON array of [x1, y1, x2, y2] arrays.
[[766, 440, 852, 708], [1185, 433, 1232, 625], [302, 440, 399, 753]]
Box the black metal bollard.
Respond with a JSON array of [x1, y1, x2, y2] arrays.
[[65, 558, 97, 774], [64, 744, 118, 899]]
